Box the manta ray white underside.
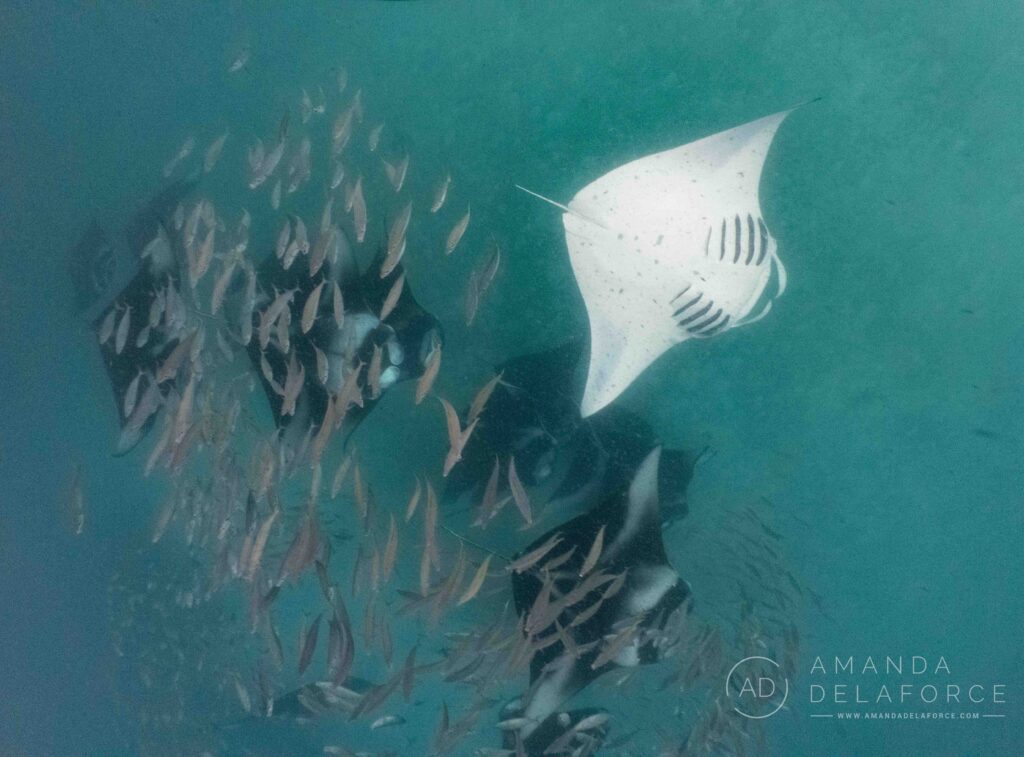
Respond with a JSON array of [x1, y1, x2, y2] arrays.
[[521, 109, 793, 417]]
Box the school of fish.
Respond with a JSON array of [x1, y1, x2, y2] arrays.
[[70, 51, 814, 757]]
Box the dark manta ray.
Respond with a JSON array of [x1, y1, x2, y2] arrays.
[[443, 338, 702, 526], [72, 180, 197, 315], [506, 448, 690, 753], [89, 180, 198, 453], [245, 229, 443, 450], [444, 339, 581, 496]]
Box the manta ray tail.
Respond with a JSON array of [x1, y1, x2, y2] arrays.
[[514, 184, 607, 229], [514, 184, 572, 213]]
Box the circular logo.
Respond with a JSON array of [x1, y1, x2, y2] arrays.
[[725, 656, 790, 719]]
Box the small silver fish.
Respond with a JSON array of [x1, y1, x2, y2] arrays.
[[379, 272, 405, 321], [382, 202, 412, 278], [332, 281, 345, 329], [383, 154, 408, 192], [123, 371, 143, 419], [445, 205, 470, 255], [370, 714, 405, 730], [203, 130, 229, 173], [228, 48, 250, 73], [351, 177, 367, 243], [439, 396, 478, 476], [271, 179, 282, 210], [300, 88, 313, 124], [313, 344, 328, 385], [162, 136, 195, 178], [302, 280, 326, 334], [415, 345, 441, 404], [330, 160, 346, 190], [368, 123, 384, 152], [64, 464, 86, 536], [431, 172, 451, 213], [114, 305, 132, 355], [98, 306, 117, 346]]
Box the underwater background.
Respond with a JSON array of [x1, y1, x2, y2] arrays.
[[1, 1, 1022, 755]]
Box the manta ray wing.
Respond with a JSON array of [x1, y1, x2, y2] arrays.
[[510, 448, 687, 743], [560, 110, 794, 416]]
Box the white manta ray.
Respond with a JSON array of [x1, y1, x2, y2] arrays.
[[519, 109, 794, 417]]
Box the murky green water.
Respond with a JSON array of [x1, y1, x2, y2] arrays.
[[1, 2, 1021, 755]]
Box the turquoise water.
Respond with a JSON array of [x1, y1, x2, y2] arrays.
[[1, 2, 1022, 755]]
